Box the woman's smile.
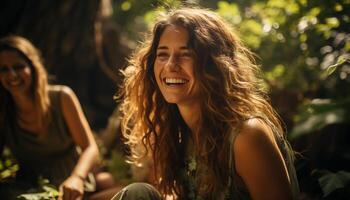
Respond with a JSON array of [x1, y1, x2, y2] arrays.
[[154, 25, 200, 105]]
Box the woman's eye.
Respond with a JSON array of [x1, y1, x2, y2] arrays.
[[180, 52, 193, 59], [157, 53, 169, 60], [13, 64, 26, 71], [181, 53, 191, 57], [0, 67, 9, 73]]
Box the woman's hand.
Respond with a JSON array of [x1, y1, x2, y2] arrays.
[[59, 175, 85, 200]]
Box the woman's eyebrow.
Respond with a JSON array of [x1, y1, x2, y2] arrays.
[[157, 46, 189, 50], [157, 46, 168, 50]]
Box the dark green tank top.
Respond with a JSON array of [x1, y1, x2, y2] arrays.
[[181, 117, 300, 200], [2, 86, 93, 189]]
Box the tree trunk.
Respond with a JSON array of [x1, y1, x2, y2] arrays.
[[0, 0, 129, 130]]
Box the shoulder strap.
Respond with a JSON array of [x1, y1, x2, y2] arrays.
[[227, 126, 243, 197]]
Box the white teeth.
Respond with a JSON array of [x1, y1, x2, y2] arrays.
[[164, 78, 188, 84], [9, 79, 21, 86]]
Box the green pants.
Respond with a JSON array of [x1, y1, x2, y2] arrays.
[[111, 183, 161, 200]]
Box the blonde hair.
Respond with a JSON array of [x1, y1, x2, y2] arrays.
[[0, 35, 51, 129], [119, 7, 286, 199]]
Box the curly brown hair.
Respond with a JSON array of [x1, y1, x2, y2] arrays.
[[119, 7, 286, 199]]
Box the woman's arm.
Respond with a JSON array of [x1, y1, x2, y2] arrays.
[[59, 86, 99, 200], [234, 118, 293, 200]]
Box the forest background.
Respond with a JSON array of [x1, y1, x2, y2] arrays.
[[1, 0, 349, 199]]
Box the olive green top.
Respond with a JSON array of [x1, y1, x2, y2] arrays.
[[1, 86, 94, 189], [181, 117, 300, 200]]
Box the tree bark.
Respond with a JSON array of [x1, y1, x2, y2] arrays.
[[0, 0, 129, 130]]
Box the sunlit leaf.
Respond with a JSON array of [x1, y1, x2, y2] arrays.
[[309, 7, 321, 17], [326, 63, 338, 76], [244, 20, 263, 35], [1, 169, 12, 179], [18, 192, 54, 200], [299, 33, 307, 42], [108, 151, 131, 184], [298, 0, 307, 6], [121, 1, 131, 11], [217, 1, 241, 24], [325, 58, 348, 76], [5, 159, 12, 167], [316, 24, 332, 39], [42, 186, 59, 196], [334, 3, 343, 11], [17, 178, 59, 200], [345, 41, 350, 51], [286, 2, 299, 14], [266, 64, 285, 82], [290, 98, 350, 139], [326, 17, 340, 28], [267, 0, 285, 8]]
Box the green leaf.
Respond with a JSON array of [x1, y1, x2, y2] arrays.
[[267, 0, 285, 8], [18, 192, 55, 200], [108, 151, 131, 184], [286, 2, 300, 14], [312, 170, 350, 197], [325, 58, 349, 76], [334, 3, 343, 12], [309, 7, 321, 17], [290, 98, 350, 139], [298, 0, 307, 6], [121, 1, 131, 11], [17, 177, 59, 200], [42, 185, 58, 195], [1, 169, 12, 179], [217, 2, 241, 25], [325, 17, 340, 28]]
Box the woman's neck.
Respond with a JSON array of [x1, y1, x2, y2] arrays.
[[12, 92, 44, 134], [12, 92, 35, 113], [177, 103, 200, 135]]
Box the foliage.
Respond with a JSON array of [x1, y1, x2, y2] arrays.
[[312, 169, 350, 198], [0, 147, 18, 182], [113, 0, 349, 101], [1, 149, 58, 199], [17, 178, 59, 200], [3, 0, 347, 199], [106, 150, 133, 184], [289, 97, 350, 139], [215, 0, 350, 97]]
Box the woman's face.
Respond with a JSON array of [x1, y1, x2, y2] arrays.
[[154, 25, 201, 106], [0, 50, 33, 96]]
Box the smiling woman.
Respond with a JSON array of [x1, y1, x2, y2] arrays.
[[0, 51, 33, 98], [154, 25, 200, 108], [113, 6, 300, 200], [0, 36, 117, 200]]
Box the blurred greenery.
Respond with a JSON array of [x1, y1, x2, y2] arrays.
[[0, 147, 18, 182], [290, 97, 350, 139], [17, 178, 59, 200]]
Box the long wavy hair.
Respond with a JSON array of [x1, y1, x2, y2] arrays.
[[119, 7, 286, 199], [0, 35, 51, 130]]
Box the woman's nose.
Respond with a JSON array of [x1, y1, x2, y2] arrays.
[[8, 67, 18, 77], [165, 55, 180, 71]]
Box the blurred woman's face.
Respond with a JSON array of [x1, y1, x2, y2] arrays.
[[0, 50, 33, 96], [154, 25, 201, 107]]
